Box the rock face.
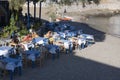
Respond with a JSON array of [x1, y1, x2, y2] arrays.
[[100, 0, 119, 3]]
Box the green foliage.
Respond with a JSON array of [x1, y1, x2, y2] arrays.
[[2, 15, 29, 38], [32, 21, 42, 30], [2, 26, 9, 38], [93, 0, 100, 5], [31, 0, 45, 3], [61, 0, 73, 5], [9, 14, 18, 34], [2, 14, 18, 38], [33, 0, 40, 3], [49, 12, 56, 21], [9, 0, 25, 30], [18, 21, 28, 36], [9, 0, 26, 11], [19, 28, 29, 36], [54, 0, 73, 5], [51, 0, 100, 5]]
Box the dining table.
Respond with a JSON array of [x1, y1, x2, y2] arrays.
[[0, 46, 13, 57], [0, 57, 22, 80], [23, 49, 40, 68]]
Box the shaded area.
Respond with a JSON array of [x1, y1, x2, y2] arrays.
[[15, 52, 120, 80], [0, 1, 10, 27], [58, 21, 106, 42], [84, 15, 120, 38]]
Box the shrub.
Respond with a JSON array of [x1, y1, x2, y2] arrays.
[[49, 12, 57, 21], [32, 21, 42, 30], [19, 28, 29, 36], [2, 14, 18, 38]]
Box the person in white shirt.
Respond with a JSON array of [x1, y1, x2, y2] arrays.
[[63, 33, 66, 39], [78, 38, 86, 50], [29, 28, 33, 34], [64, 42, 70, 54]]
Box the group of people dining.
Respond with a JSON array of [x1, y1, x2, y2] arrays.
[[0, 22, 95, 80]]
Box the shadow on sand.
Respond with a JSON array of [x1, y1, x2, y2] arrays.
[[15, 52, 120, 80], [59, 21, 106, 42], [43, 53, 120, 80], [25, 15, 106, 42]]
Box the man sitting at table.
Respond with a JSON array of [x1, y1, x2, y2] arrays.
[[64, 41, 70, 54], [78, 38, 86, 50], [9, 47, 20, 59]]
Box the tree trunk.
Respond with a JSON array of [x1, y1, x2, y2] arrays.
[[27, 0, 30, 29], [34, 2, 36, 22], [82, 0, 86, 8], [39, 1, 42, 22]]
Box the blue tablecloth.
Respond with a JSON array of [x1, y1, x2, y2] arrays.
[[58, 32, 65, 38], [24, 50, 40, 61], [25, 50, 40, 56], [80, 34, 94, 40], [0, 46, 13, 57], [45, 44, 60, 54], [32, 37, 48, 45], [66, 32, 76, 37], [0, 57, 22, 80], [0, 57, 22, 71]]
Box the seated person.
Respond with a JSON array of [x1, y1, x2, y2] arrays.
[[22, 34, 32, 42], [12, 35, 19, 44]]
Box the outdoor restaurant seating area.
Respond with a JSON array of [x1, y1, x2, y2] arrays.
[[0, 22, 95, 80]]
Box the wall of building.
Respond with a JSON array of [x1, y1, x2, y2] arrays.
[[0, 1, 9, 27]]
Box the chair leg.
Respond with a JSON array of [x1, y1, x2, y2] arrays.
[[0, 69, 6, 79], [9, 70, 14, 80], [32, 61, 35, 68], [40, 58, 44, 67], [52, 54, 55, 60], [3, 69, 8, 79], [23, 59, 28, 68]]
